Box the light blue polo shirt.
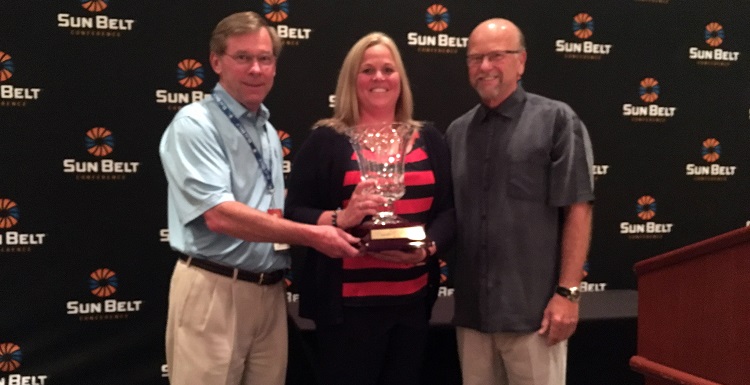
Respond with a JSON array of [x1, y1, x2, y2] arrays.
[[159, 84, 290, 272]]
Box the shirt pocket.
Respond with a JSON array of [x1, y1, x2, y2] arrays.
[[507, 160, 548, 202]]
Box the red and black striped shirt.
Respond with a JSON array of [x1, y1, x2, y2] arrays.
[[340, 132, 436, 306]]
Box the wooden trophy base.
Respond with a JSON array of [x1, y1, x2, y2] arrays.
[[350, 221, 430, 252]]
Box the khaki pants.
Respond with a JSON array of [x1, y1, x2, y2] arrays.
[[456, 326, 566, 385], [166, 260, 288, 385]]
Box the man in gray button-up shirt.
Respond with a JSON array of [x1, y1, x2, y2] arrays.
[[446, 18, 594, 385]]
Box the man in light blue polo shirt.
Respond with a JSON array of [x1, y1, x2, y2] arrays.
[[159, 11, 360, 385]]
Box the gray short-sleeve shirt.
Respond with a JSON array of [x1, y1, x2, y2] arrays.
[[446, 86, 594, 333]]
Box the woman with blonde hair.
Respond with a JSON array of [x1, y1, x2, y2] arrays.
[[285, 32, 455, 385]]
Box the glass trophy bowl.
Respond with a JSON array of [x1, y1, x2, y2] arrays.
[[347, 122, 431, 252]]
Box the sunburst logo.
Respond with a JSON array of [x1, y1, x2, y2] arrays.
[[688, 21, 739, 65], [639, 78, 660, 103], [284, 270, 293, 288], [278, 130, 292, 157], [425, 4, 449, 32], [85, 127, 115, 157], [0, 342, 22, 372], [89, 268, 118, 298], [686, 137, 736, 180], [439, 259, 448, 283], [573, 13, 594, 39], [704, 22, 724, 47], [0, 51, 14, 82], [176, 59, 204, 89], [81, 0, 109, 13], [701, 138, 721, 163], [263, 0, 289, 23], [636, 196, 656, 220], [0, 199, 19, 229]]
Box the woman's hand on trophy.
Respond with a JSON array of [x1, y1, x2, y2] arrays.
[[370, 248, 428, 265], [337, 180, 387, 229]]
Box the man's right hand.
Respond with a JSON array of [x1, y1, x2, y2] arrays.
[[309, 225, 361, 258]]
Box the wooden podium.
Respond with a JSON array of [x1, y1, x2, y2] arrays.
[[630, 226, 750, 385]]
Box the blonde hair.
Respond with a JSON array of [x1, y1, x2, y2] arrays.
[[210, 11, 282, 57], [316, 32, 420, 133]]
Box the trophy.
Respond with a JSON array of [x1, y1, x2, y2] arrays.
[[347, 122, 431, 252]]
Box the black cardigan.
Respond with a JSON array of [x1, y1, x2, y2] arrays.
[[285, 123, 456, 326]]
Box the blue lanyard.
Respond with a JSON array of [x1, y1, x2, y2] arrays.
[[212, 92, 275, 194]]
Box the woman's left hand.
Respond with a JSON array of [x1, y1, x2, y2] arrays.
[[369, 248, 427, 265]]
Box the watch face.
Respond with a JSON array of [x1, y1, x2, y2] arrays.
[[557, 286, 580, 302]]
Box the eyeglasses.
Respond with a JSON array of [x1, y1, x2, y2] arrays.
[[466, 50, 522, 66], [225, 52, 276, 67]]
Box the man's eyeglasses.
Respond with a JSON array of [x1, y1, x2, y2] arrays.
[[466, 50, 522, 66], [225, 52, 276, 67]]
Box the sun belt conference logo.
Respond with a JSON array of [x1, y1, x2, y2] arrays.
[[89, 268, 118, 297], [81, 0, 108, 12], [62, 127, 141, 180], [0, 52, 13, 82], [0, 51, 43, 108], [592, 164, 609, 180], [620, 195, 673, 239], [580, 260, 607, 292], [639, 78, 659, 103], [264, 0, 289, 22], [0, 199, 47, 253], [0, 199, 19, 230], [555, 13, 613, 60], [636, 195, 656, 220], [622, 78, 677, 122], [261, 0, 312, 46], [155, 58, 210, 110], [286, 272, 299, 303], [572, 13, 593, 39], [85, 127, 114, 156], [0, 342, 48, 384], [66, 268, 144, 321], [705, 22, 724, 47], [439, 259, 448, 284], [688, 22, 740, 66], [57, 0, 136, 37], [686, 138, 737, 181], [702, 138, 720, 162], [407, 4, 467, 54], [278, 130, 292, 157], [426, 4, 449, 32], [437, 259, 453, 297], [177, 59, 204, 88], [0, 343, 21, 373], [160, 228, 169, 243], [277, 130, 293, 175]]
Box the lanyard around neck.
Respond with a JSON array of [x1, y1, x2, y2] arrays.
[[212, 92, 275, 194]]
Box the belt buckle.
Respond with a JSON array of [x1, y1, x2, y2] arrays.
[[258, 272, 265, 285]]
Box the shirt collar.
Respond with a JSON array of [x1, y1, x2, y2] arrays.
[[474, 86, 527, 123], [212, 84, 271, 127]]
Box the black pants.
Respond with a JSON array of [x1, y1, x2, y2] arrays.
[[315, 301, 429, 385]]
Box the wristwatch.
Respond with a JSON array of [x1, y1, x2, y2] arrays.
[[555, 285, 581, 303]]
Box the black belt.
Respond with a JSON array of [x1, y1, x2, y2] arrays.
[[178, 254, 284, 285]]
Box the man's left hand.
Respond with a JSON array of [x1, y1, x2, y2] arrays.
[[537, 294, 579, 346]]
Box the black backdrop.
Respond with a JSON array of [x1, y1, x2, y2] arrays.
[[2, 0, 749, 383]]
